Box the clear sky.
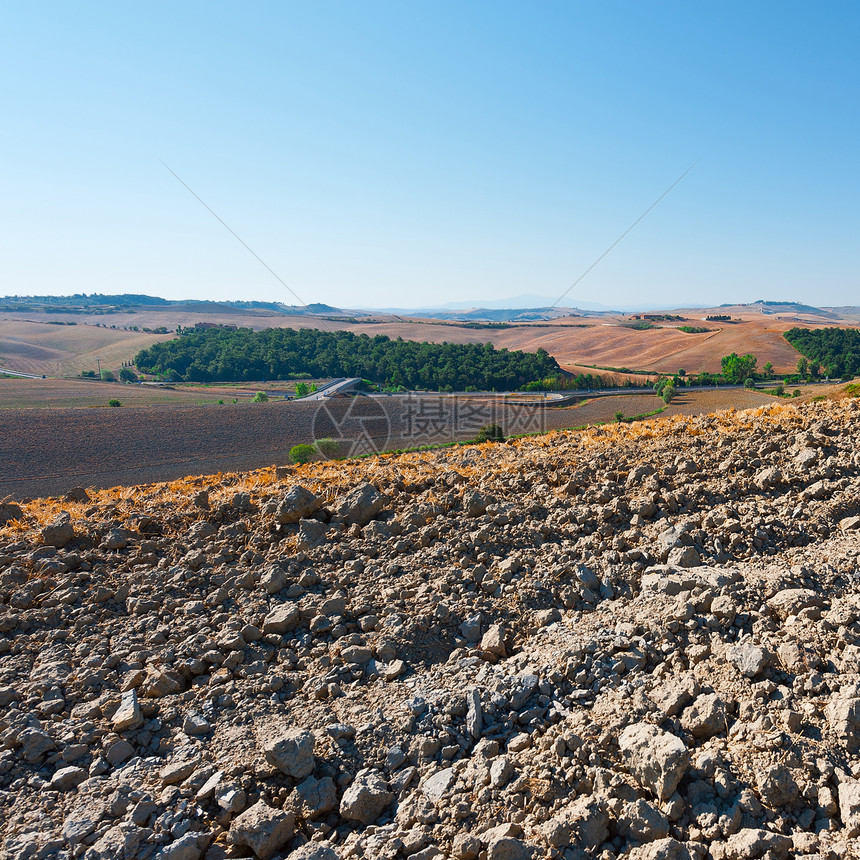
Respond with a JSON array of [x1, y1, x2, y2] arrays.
[[2, 1, 859, 310]]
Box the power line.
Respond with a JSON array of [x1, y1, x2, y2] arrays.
[[552, 164, 696, 309], [159, 160, 311, 310]]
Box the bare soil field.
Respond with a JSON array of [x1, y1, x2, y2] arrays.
[[0, 378, 306, 410], [0, 319, 172, 377], [5, 397, 860, 859], [1, 388, 772, 500], [5, 298, 859, 386], [1, 308, 832, 380]]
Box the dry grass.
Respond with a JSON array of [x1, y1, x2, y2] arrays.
[[3, 307, 855, 379], [0, 319, 171, 377], [8, 396, 855, 551]]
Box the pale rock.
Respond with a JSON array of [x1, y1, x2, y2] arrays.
[[229, 800, 295, 860], [260, 726, 315, 778], [340, 769, 393, 824], [275, 486, 322, 523], [667, 546, 701, 569], [154, 834, 202, 860], [466, 687, 482, 739], [333, 482, 385, 526], [626, 838, 706, 860], [839, 780, 860, 837], [295, 775, 337, 817], [680, 693, 726, 739], [540, 797, 608, 850], [825, 695, 860, 752], [262, 602, 300, 634], [766, 587, 825, 619], [480, 624, 507, 657], [616, 798, 670, 842], [422, 768, 456, 802], [42, 512, 75, 547], [112, 689, 143, 732], [286, 846, 340, 860], [486, 837, 533, 860], [619, 723, 690, 801], [50, 765, 88, 791], [726, 640, 771, 678]]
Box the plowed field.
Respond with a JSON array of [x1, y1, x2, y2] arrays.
[[1, 389, 774, 500]]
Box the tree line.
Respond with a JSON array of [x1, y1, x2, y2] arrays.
[[783, 328, 859, 380], [133, 327, 562, 390]]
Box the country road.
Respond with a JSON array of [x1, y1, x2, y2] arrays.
[[0, 367, 44, 380]]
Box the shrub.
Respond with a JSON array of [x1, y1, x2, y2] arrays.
[[474, 424, 505, 443], [81, 370, 97, 378], [792, 389, 801, 398], [290, 443, 318, 464], [661, 383, 675, 405], [108, 399, 121, 407], [846, 383, 860, 398], [314, 438, 340, 459], [615, 411, 624, 423], [218, 399, 224, 404], [251, 391, 268, 402], [100, 370, 116, 382], [744, 377, 756, 389], [119, 368, 138, 383]]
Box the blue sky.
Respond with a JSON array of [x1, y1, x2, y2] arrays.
[[2, 1, 859, 309]]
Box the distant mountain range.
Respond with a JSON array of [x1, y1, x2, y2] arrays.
[[0, 294, 346, 316], [1, 293, 857, 323]]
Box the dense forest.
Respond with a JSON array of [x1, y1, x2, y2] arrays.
[[784, 327, 860, 379], [134, 327, 562, 390]]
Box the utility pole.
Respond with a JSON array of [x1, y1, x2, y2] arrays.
[[96, 358, 101, 379]]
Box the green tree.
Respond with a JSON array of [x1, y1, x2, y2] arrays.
[[720, 353, 758, 384], [763, 362, 773, 378], [108, 399, 121, 407], [314, 438, 340, 459], [474, 424, 505, 443], [290, 443, 318, 464], [661, 383, 676, 404], [797, 356, 808, 377], [251, 391, 269, 402], [119, 367, 138, 383]]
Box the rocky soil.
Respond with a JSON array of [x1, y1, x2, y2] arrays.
[[1, 398, 860, 860]]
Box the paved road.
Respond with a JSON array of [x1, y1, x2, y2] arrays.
[[0, 367, 45, 380], [294, 378, 363, 401]]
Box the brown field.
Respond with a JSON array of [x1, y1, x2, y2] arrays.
[[0, 319, 172, 377], [0, 387, 775, 500], [0, 378, 320, 410], [2, 305, 848, 381]]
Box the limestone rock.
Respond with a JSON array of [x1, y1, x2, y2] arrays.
[[726, 640, 771, 678], [112, 689, 143, 732], [41, 512, 75, 548], [275, 486, 322, 524], [260, 727, 315, 778], [340, 769, 393, 825], [619, 723, 690, 801], [333, 482, 385, 526], [229, 800, 295, 860]]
